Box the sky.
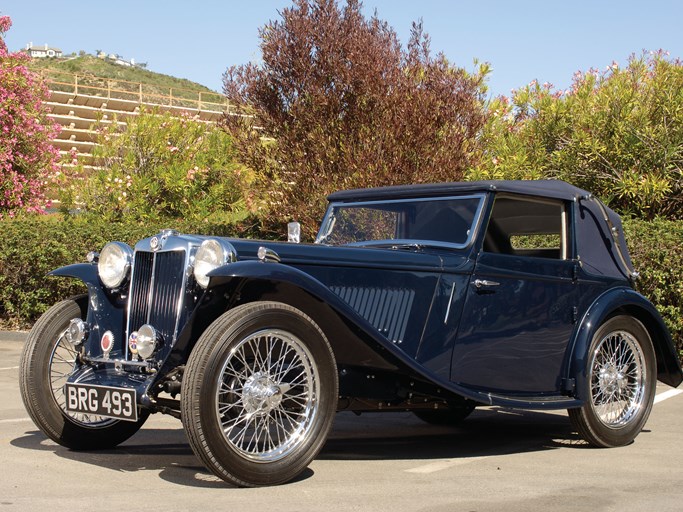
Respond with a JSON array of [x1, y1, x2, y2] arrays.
[[2, 0, 683, 98]]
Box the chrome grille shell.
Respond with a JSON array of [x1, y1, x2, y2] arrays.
[[125, 233, 202, 360]]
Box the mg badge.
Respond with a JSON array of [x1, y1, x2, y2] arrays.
[[150, 236, 160, 251]]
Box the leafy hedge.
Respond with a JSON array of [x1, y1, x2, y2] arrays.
[[0, 213, 261, 329], [623, 218, 683, 358], [1, 214, 681, 361]]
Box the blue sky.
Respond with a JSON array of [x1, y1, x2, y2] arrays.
[[3, 0, 682, 98]]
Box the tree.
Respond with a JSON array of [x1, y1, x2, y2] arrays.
[[0, 15, 60, 218], [471, 52, 683, 220], [223, 0, 489, 237]]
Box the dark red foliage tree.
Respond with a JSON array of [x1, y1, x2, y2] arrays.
[[223, 0, 488, 236]]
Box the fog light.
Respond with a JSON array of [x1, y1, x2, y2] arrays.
[[136, 324, 160, 360], [65, 318, 88, 346]]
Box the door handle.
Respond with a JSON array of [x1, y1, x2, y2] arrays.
[[473, 279, 500, 289]]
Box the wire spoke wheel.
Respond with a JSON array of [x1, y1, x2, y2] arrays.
[[216, 329, 319, 462], [49, 328, 116, 427], [182, 302, 338, 487], [569, 315, 656, 447], [589, 330, 646, 428], [19, 297, 148, 450]]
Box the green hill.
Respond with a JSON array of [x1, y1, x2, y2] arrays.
[[29, 54, 216, 93], [29, 54, 225, 110]]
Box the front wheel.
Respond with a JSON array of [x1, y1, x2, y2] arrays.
[[568, 315, 656, 447], [19, 298, 148, 450], [181, 302, 338, 487]]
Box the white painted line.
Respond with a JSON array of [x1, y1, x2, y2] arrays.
[[0, 417, 32, 424], [654, 388, 683, 404], [405, 456, 490, 474], [0, 366, 19, 371]]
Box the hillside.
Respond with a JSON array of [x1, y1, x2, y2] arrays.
[[28, 54, 217, 94]]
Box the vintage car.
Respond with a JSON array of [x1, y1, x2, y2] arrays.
[[19, 180, 682, 487]]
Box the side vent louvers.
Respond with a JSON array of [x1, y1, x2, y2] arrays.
[[331, 286, 415, 344]]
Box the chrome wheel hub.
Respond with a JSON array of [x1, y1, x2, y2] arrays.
[[242, 373, 284, 415], [597, 365, 628, 395]]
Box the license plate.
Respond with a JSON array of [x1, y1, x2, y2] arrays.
[[64, 383, 138, 422]]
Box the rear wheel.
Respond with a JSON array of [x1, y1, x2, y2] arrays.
[[19, 298, 148, 450], [569, 315, 656, 447], [181, 301, 338, 487]]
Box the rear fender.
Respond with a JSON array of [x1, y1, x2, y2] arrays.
[[568, 287, 682, 401]]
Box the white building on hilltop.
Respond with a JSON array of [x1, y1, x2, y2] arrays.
[[25, 43, 63, 58]]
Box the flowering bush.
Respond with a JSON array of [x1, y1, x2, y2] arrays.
[[58, 108, 256, 223], [0, 16, 61, 218], [470, 52, 683, 220]]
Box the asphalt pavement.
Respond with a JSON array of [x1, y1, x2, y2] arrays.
[[1, 332, 682, 512]]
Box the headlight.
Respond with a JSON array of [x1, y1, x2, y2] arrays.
[[98, 242, 133, 289], [193, 239, 236, 288]]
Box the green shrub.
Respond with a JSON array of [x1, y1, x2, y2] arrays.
[[623, 218, 683, 359], [0, 213, 261, 329], [470, 52, 683, 220], [57, 108, 257, 224]]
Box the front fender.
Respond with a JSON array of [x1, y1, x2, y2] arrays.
[[49, 263, 100, 286], [48, 263, 127, 347], [569, 287, 682, 401]]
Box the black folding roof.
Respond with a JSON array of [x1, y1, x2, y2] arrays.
[[327, 179, 590, 203], [327, 179, 635, 281]]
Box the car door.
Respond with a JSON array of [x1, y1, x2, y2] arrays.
[[451, 195, 580, 395]]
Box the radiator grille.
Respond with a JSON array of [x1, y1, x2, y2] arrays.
[[127, 250, 186, 351], [331, 286, 415, 344]]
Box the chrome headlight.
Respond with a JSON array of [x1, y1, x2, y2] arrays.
[[98, 242, 133, 289], [193, 239, 236, 289]]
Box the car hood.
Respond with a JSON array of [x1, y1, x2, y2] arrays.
[[227, 239, 471, 273]]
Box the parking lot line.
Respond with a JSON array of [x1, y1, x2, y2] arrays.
[[0, 417, 31, 424], [0, 366, 19, 371], [654, 388, 683, 404], [405, 456, 490, 474]]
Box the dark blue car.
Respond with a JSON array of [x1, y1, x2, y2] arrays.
[[20, 180, 682, 487]]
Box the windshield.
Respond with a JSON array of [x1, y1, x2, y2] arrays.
[[316, 194, 485, 248]]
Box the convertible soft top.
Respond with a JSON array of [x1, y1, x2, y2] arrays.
[[328, 179, 636, 281], [328, 179, 588, 202]]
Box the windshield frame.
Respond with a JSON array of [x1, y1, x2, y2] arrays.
[[315, 193, 487, 250]]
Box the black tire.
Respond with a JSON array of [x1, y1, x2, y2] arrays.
[[19, 298, 148, 450], [414, 402, 476, 426], [568, 315, 656, 447], [181, 301, 338, 487]]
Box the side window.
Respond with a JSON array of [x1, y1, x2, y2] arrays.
[[483, 196, 569, 260]]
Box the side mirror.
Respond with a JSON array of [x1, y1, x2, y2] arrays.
[[287, 222, 301, 243]]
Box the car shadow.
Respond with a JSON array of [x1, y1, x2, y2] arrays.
[[320, 408, 587, 462], [10, 407, 587, 488]]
